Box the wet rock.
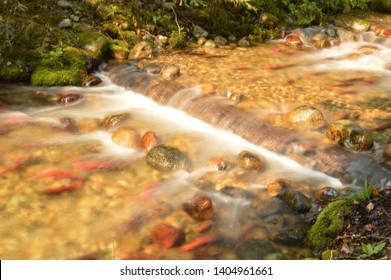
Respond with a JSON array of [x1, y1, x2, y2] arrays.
[[101, 112, 129, 128], [59, 117, 78, 132], [292, 28, 327, 45], [383, 141, 391, 159], [267, 179, 289, 197], [285, 35, 302, 45], [111, 127, 140, 148], [160, 65, 180, 80], [239, 151, 264, 171], [357, 45, 379, 55], [326, 120, 374, 151], [204, 40, 217, 48], [281, 190, 312, 213], [59, 19, 73, 29], [128, 41, 152, 60], [315, 187, 339, 203], [150, 224, 184, 249], [273, 215, 308, 246], [83, 76, 102, 87], [381, 29, 391, 38], [197, 36, 207, 46], [194, 178, 216, 192], [207, 157, 234, 171], [140, 131, 159, 151], [183, 195, 214, 221], [336, 28, 358, 42], [350, 19, 371, 32], [58, 93, 81, 105], [214, 36, 227, 46], [314, 39, 332, 49], [284, 105, 324, 129], [200, 83, 217, 96], [193, 25, 208, 38], [219, 186, 257, 200], [238, 38, 250, 47], [146, 145, 192, 171]]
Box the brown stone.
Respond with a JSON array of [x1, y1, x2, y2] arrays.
[[382, 29, 391, 38], [200, 83, 217, 96], [102, 112, 129, 128], [111, 127, 140, 148], [128, 41, 152, 60], [150, 224, 184, 249], [267, 179, 289, 197], [140, 131, 158, 151], [83, 75, 102, 87], [285, 35, 302, 45], [207, 157, 234, 171], [183, 195, 214, 221], [384, 142, 391, 159], [239, 151, 264, 171]]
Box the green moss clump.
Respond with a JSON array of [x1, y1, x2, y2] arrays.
[[0, 59, 30, 82], [103, 23, 119, 39], [30, 45, 89, 86], [322, 249, 339, 260], [307, 200, 351, 250], [31, 67, 87, 86]]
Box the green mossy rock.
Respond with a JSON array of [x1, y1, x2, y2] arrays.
[[78, 31, 111, 61], [307, 200, 351, 250], [321, 249, 339, 260], [146, 145, 192, 171], [0, 59, 30, 82], [31, 46, 89, 86], [31, 67, 87, 86], [103, 23, 119, 39]]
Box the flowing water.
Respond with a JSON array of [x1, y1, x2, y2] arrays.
[[0, 31, 390, 260]]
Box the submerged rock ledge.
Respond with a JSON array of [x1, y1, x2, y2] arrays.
[[103, 62, 391, 186]]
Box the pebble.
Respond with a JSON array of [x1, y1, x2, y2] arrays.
[[239, 151, 264, 171], [111, 127, 140, 148], [140, 131, 159, 151], [59, 19, 73, 29], [183, 195, 214, 221], [267, 179, 289, 197], [285, 35, 302, 45], [281, 190, 312, 213], [150, 224, 184, 249], [58, 0, 72, 8]]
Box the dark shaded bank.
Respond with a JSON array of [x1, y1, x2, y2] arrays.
[[103, 62, 391, 186]]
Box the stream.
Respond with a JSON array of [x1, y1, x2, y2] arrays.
[[0, 30, 390, 259]]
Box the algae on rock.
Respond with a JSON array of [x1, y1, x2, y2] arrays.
[[307, 199, 351, 250]]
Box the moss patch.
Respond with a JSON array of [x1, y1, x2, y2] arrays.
[[31, 67, 87, 86], [307, 199, 351, 250]]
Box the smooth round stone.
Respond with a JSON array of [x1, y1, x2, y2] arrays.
[[182, 195, 214, 221], [140, 131, 158, 151], [285, 35, 302, 45], [284, 105, 324, 129], [146, 145, 192, 171], [267, 179, 289, 197], [239, 151, 264, 171], [111, 127, 140, 148], [315, 187, 339, 203], [281, 190, 312, 213], [59, 19, 73, 29], [160, 65, 180, 80]]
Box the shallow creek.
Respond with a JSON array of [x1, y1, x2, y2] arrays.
[[0, 32, 390, 259]]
